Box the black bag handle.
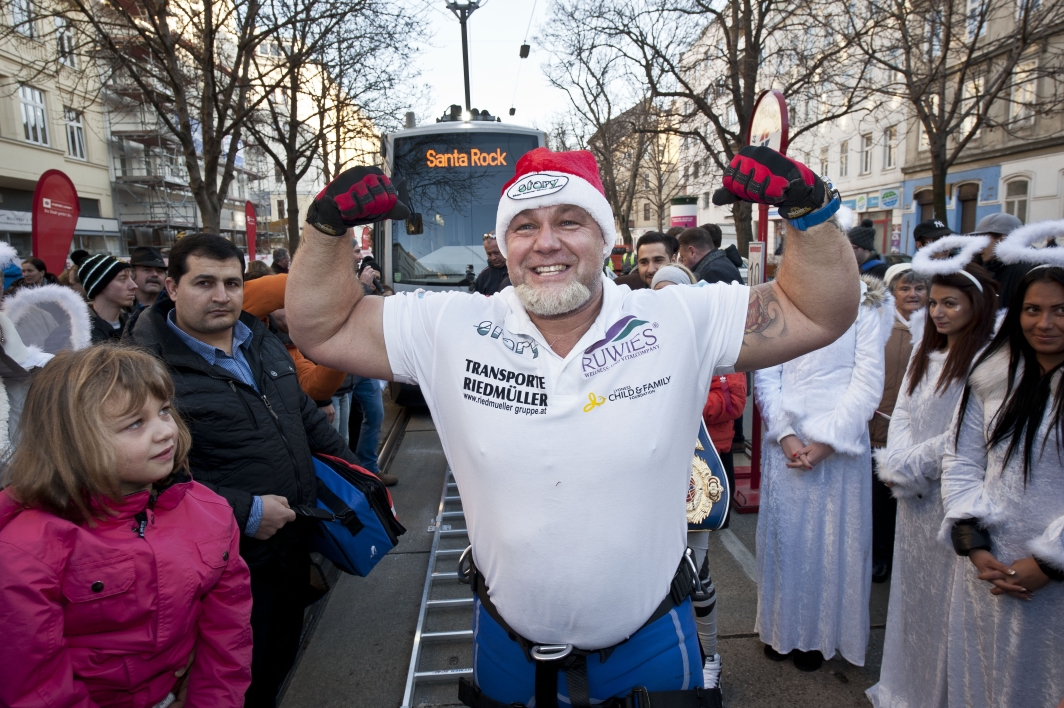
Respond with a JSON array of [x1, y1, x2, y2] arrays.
[[314, 478, 366, 536]]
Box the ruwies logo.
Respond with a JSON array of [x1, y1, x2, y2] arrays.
[[582, 315, 660, 377], [506, 173, 569, 200]]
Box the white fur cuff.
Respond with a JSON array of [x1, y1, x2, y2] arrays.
[[1028, 516, 1064, 571]]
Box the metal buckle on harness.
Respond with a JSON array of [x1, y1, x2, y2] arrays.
[[628, 686, 652, 707], [529, 644, 573, 661], [684, 548, 711, 603], [457, 545, 473, 584]]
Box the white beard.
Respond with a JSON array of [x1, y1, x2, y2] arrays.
[[514, 280, 592, 317]]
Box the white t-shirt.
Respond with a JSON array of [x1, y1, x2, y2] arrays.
[[384, 275, 749, 649]]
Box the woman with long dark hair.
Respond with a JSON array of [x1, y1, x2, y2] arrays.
[[940, 240, 1064, 706], [867, 238, 998, 708]]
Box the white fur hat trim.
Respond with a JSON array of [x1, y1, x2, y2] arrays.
[[0, 241, 17, 270], [995, 219, 1064, 266], [495, 171, 617, 259]]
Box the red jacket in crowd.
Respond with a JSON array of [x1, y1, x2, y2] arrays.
[[702, 373, 747, 453], [0, 481, 252, 708]]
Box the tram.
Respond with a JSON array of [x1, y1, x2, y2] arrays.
[[378, 106, 546, 292]]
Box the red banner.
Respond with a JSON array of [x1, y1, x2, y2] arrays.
[[245, 201, 257, 261], [32, 170, 80, 274]]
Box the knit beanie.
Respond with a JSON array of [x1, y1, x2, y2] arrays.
[[79, 254, 131, 300], [651, 265, 695, 289], [848, 219, 876, 252], [495, 147, 617, 259]]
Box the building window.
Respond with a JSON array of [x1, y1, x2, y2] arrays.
[[957, 183, 980, 233], [915, 190, 934, 222], [860, 133, 873, 174], [1011, 61, 1037, 127], [10, 0, 35, 37], [1005, 180, 1029, 223], [820, 146, 829, 175], [884, 125, 898, 168], [961, 75, 984, 136], [276, 199, 285, 218], [839, 140, 849, 178], [692, 161, 700, 180], [702, 191, 711, 208], [967, 0, 987, 38], [642, 174, 650, 190], [274, 163, 282, 183], [56, 16, 76, 67], [682, 164, 689, 182], [19, 85, 48, 146], [643, 202, 650, 221], [64, 108, 85, 159]]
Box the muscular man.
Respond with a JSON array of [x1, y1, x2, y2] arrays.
[[287, 147, 858, 707]]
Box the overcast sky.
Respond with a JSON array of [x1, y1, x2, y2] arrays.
[[405, 0, 573, 132]]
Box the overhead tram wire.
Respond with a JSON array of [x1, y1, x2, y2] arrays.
[[508, 0, 537, 116]]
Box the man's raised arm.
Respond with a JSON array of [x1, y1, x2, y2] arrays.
[[716, 147, 860, 372], [286, 167, 409, 380]]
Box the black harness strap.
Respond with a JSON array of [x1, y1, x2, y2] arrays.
[[459, 678, 721, 708]]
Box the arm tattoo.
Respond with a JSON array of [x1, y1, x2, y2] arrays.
[[744, 285, 786, 344]]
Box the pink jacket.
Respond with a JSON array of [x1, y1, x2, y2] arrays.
[[0, 480, 252, 708]]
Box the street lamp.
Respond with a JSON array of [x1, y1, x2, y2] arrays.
[[445, 1, 480, 113]]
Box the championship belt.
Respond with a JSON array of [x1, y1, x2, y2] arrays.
[[687, 420, 731, 531]]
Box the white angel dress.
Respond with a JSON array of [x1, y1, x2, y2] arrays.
[[866, 349, 967, 708], [940, 348, 1064, 708], [753, 277, 891, 665]]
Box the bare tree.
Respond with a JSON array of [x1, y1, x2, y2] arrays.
[[560, 0, 879, 255], [242, 0, 420, 252], [541, 19, 649, 246], [854, 0, 1064, 220], [636, 106, 683, 231], [58, 0, 349, 233]]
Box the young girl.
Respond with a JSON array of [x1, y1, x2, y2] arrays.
[[941, 263, 1064, 707], [867, 257, 998, 708], [0, 347, 252, 707]]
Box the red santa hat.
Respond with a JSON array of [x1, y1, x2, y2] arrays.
[[495, 148, 618, 259]]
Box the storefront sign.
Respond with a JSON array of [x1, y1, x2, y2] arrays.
[[867, 195, 880, 209], [245, 201, 257, 261], [856, 195, 867, 212], [32, 170, 80, 274], [881, 189, 899, 209]]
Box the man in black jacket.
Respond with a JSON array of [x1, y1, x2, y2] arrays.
[[126, 233, 361, 708], [677, 226, 743, 285]]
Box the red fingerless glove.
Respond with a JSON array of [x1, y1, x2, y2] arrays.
[[307, 166, 410, 236], [712, 146, 826, 219]]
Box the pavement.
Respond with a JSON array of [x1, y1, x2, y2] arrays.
[[282, 411, 890, 708]]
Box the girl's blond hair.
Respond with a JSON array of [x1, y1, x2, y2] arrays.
[[5, 346, 191, 522]]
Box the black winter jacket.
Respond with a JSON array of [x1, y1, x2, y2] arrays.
[[126, 298, 360, 567], [691, 249, 743, 285]]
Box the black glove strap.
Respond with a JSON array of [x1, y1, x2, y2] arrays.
[[1036, 557, 1064, 582], [951, 519, 992, 557]]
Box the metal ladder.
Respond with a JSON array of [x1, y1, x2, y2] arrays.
[[402, 468, 474, 707]]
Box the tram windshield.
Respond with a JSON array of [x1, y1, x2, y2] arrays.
[[391, 131, 539, 286]]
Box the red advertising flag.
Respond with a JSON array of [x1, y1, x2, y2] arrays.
[[245, 201, 257, 261], [32, 170, 80, 274]]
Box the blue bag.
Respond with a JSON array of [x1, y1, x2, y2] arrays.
[[299, 454, 406, 577], [686, 420, 731, 531]]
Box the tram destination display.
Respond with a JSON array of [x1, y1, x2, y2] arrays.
[[390, 131, 539, 287]]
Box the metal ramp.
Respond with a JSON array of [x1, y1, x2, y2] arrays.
[[402, 469, 474, 707]]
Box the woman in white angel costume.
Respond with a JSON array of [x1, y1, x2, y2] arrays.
[[939, 221, 1064, 708], [754, 274, 892, 671], [866, 238, 999, 708], [0, 243, 92, 457]]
